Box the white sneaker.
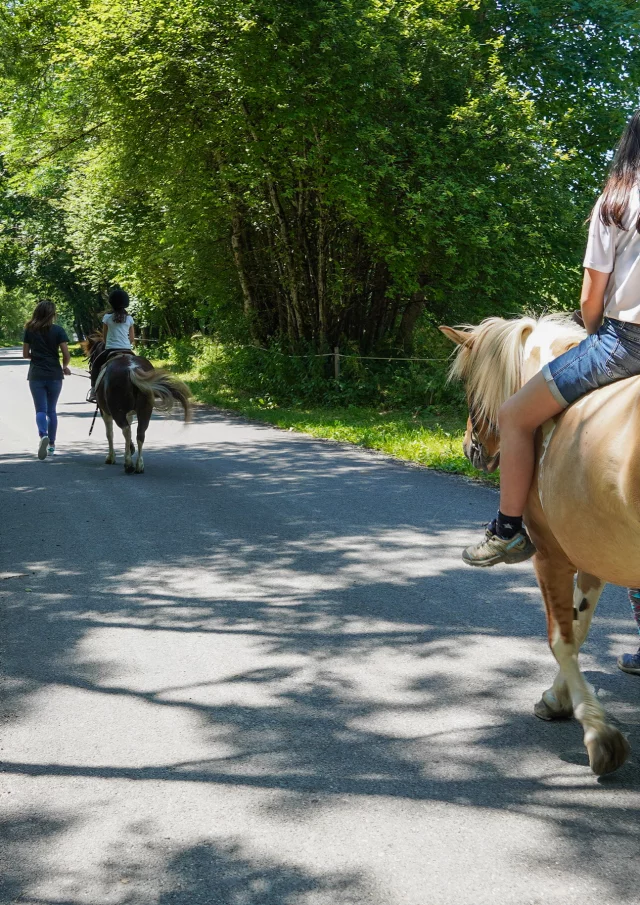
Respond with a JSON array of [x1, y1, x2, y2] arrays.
[[38, 436, 49, 460], [48, 446, 55, 456]]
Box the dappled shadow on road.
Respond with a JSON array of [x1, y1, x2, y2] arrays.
[[1, 426, 640, 904]]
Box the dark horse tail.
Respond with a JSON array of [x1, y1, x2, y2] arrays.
[[129, 366, 192, 422]]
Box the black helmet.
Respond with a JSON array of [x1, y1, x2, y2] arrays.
[[108, 287, 130, 310]]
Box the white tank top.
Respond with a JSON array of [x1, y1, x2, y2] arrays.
[[584, 186, 640, 324], [103, 312, 133, 349]]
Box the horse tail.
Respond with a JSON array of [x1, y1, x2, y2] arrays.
[[129, 365, 192, 422]]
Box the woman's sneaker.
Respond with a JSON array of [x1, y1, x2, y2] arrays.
[[47, 445, 55, 456], [38, 436, 49, 460], [462, 523, 536, 567], [617, 649, 640, 675]]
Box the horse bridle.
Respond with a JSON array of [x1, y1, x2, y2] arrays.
[[468, 399, 500, 470]]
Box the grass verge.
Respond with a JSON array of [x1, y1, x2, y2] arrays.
[[68, 344, 495, 483]]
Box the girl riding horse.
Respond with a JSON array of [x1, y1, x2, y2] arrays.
[[461, 109, 640, 676]]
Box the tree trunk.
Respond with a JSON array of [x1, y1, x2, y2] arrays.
[[397, 291, 425, 354], [231, 211, 258, 341], [241, 101, 305, 341]]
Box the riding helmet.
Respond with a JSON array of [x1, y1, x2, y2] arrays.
[[108, 287, 130, 310]]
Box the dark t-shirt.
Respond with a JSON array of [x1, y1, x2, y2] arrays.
[[23, 325, 69, 381]]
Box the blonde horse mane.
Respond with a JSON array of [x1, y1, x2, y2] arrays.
[[448, 314, 584, 426]]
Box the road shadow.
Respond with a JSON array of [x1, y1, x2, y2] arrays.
[[1, 424, 639, 903]]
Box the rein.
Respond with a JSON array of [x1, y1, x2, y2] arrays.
[[469, 400, 500, 470], [89, 404, 100, 436]]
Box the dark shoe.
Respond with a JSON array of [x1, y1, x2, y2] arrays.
[[462, 524, 536, 567], [86, 386, 97, 403], [618, 649, 640, 675]]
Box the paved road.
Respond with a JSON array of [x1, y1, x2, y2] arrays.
[[1, 346, 639, 905]]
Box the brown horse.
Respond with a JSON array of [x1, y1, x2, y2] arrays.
[[441, 314, 634, 776], [83, 335, 191, 473]]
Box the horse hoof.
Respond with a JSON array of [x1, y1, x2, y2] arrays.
[[105, 456, 116, 465], [135, 465, 144, 474], [534, 693, 573, 722], [124, 464, 136, 474], [585, 724, 631, 776]]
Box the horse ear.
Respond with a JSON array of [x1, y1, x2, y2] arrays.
[[439, 326, 473, 346]]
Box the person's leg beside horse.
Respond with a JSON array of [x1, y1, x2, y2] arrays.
[[88, 349, 109, 402], [44, 379, 62, 453], [463, 372, 565, 566], [618, 589, 640, 675], [29, 380, 51, 459]]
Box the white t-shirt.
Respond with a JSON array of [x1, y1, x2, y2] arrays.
[[583, 186, 640, 323], [103, 312, 134, 349]]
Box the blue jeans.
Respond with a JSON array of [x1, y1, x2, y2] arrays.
[[542, 317, 640, 407], [29, 379, 62, 444]]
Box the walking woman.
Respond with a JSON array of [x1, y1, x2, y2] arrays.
[[461, 109, 640, 673], [22, 300, 71, 459]]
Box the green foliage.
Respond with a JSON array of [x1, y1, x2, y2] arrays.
[[0, 156, 102, 335], [0, 287, 35, 342], [156, 328, 462, 410], [1, 0, 639, 354]]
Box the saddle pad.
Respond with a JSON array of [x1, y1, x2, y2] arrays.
[[94, 353, 132, 393]]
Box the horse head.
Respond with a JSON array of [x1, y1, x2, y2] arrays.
[[81, 332, 105, 367], [440, 315, 586, 473]]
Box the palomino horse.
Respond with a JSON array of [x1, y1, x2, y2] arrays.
[[83, 336, 191, 473], [441, 314, 635, 776]]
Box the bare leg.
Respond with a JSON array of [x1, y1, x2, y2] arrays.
[[497, 372, 565, 516], [104, 414, 116, 465]]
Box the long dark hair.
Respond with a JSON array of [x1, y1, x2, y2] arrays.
[[600, 110, 640, 232], [25, 300, 56, 332]]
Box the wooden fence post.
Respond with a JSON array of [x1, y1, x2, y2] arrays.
[[334, 346, 340, 380]]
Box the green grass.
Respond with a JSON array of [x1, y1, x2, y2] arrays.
[[69, 342, 495, 482], [225, 405, 486, 478], [68, 344, 87, 369]]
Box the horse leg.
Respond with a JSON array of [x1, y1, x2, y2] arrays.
[[534, 554, 630, 775], [123, 415, 135, 474], [534, 570, 605, 721], [103, 413, 116, 465], [135, 406, 151, 474]]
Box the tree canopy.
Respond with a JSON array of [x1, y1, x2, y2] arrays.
[[1, 0, 639, 349]]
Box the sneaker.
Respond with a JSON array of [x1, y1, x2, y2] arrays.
[[86, 386, 97, 403], [38, 436, 49, 460], [48, 446, 55, 456], [462, 524, 536, 567], [617, 649, 640, 675]]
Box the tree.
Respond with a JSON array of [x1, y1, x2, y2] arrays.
[[0, 156, 102, 336], [1, 0, 639, 351]]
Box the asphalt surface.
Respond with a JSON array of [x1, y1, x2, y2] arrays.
[[1, 345, 639, 905]]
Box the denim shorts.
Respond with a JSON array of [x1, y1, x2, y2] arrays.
[[542, 317, 640, 407]]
